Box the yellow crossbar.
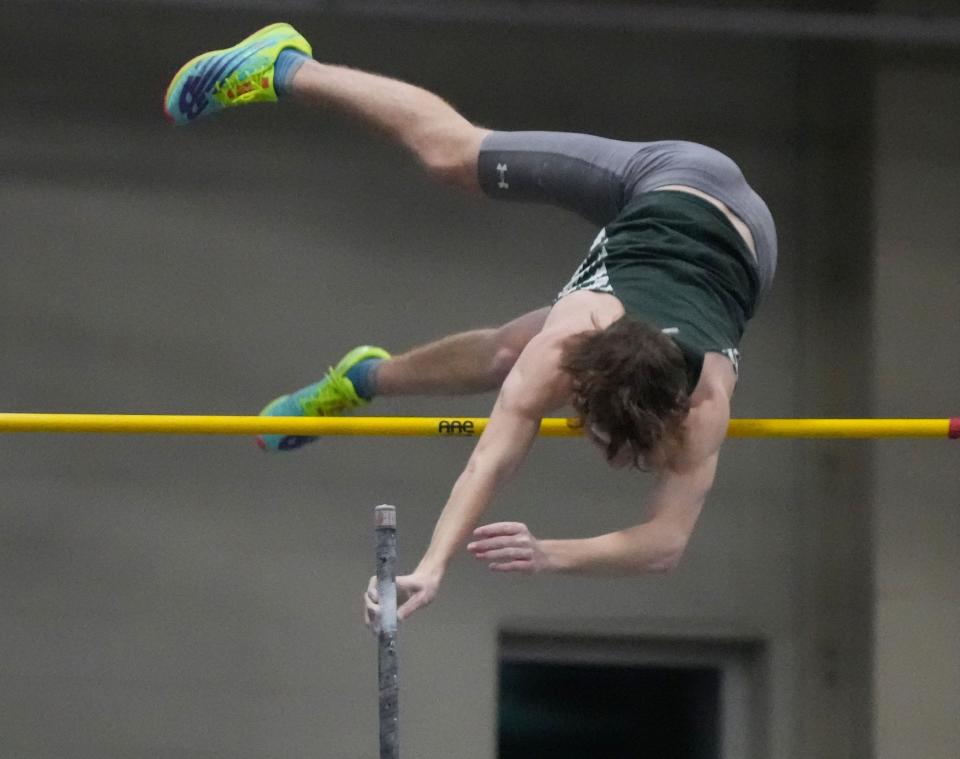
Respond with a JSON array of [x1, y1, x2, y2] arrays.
[[0, 414, 957, 439]]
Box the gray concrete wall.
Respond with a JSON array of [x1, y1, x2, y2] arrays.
[[873, 65, 960, 759], [0, 4, 892, 758]]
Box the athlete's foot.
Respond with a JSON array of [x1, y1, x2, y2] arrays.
[[164, 22, 311, 125], [257, 345, 391, 452]]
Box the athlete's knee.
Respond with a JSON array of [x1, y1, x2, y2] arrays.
[[487, 314, 542, 384], [415, 124, 488, 191], [489, 344, 522, 385]]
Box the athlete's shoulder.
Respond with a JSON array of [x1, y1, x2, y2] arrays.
[[499, 328, 573, 417], [675, 356, 734, 468], [691, 352, 738, 404], [544, 290, 625, 333]]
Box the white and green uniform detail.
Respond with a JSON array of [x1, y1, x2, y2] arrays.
[[557, 230, 614, 297]]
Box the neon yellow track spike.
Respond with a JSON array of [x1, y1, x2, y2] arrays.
[[256, 345, 391, 452], [163, 22, 312, 125]]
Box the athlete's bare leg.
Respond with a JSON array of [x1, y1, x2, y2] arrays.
[[375, 307, 550, 396], [164, 28, 582, 451], [280, 62, 553, 398], [290, 61, 489, 194]]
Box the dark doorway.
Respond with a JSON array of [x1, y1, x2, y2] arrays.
[[499, 659, 720, 759]]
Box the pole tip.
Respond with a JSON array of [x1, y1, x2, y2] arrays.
[[375, 504, 397, 528]]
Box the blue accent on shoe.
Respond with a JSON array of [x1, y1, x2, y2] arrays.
[[344, 358, 382, 402], [257, 392, 318, 452], [274, 49, 310, 97], [278, 434, 316, 451]]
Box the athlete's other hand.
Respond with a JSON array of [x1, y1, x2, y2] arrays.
[[468, 522, 548, 574], [363, 568, 441, 632]]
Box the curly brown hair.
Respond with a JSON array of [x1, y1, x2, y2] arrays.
[[561, 316, 692, 470]]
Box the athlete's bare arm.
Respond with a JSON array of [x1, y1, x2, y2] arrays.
[[363, 328, 571, 627], [469, 353, 734, 575]]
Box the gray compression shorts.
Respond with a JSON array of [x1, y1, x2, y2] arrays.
[[477, 131, 777, 300]]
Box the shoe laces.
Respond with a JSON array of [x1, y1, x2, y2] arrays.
[[213, 56, 269, 99], [301, 368, 361, 416]]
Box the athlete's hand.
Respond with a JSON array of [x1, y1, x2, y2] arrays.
[[468, 522, 549, 574], [363, 568, 442, 632]]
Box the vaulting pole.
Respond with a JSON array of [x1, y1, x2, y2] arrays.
[[375, 505, 399, 759]]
